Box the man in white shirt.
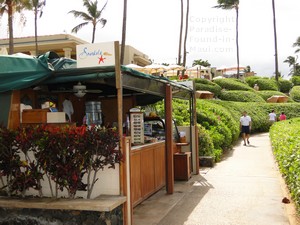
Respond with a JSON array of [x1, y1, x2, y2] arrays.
[[269, 110, 277, 124], [240, 111, 252, 146], [63, 98, 74, 122]]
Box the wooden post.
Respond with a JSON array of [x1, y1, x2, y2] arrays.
[[114, 41, 130, 224], [8, 90, 20, 130], [165, 84, 174, 194], [192, 90, 199, 174], [121, 137, 132, 225]]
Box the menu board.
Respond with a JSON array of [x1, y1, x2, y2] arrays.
[[130, 112, 144, 144]]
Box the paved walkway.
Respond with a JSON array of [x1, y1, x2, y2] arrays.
[[133, 133, 300, 225]]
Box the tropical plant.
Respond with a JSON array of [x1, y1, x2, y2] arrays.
[[283, 56, 298, 76], [0, 0, 31, 54], [0, 125, 121, 199], [244, 65, 251, 73], [30, 0, 46, 55], [214, 0, 240, 78], [69, 0, 107, 43], [192, 59, 211, 67], [292, 36, 300, 54]]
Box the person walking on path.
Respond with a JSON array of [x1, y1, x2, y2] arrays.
[[240, 111, 252, 146], [269, 109, 277, 124], [279, 112, 286, 121]]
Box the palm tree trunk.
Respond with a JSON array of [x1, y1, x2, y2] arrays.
[[91, 25, 96, 43], [7, 0, 14, 55], [182, 0, 189, 72], [272, 0, 279, 81], [120, 0, 127, 65], [235, 6, 240, 79], [34, 7, 38, 55], [177, 0, 184, 69]]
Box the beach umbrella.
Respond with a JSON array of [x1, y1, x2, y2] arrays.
[[144, 64, 169, 75], [125, 64, 146, 72]]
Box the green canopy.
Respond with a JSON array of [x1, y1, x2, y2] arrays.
[[0, 52, 193, 100], [0, 53, 52, 92]]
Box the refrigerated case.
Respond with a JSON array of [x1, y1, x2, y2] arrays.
[[144, 117, 180, 142]]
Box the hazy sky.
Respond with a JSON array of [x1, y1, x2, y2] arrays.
[[0, 0, 299, 77]]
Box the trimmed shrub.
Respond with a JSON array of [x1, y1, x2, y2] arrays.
[[197, 100, 240, 142], [290, 86, 300, 102], [278, 78, 293, 93], [245, 76, 261, 88], [291, 76, 300, 86], [270, 118, 300, 209], [212, 100, 300, 132], [256, 91, 294, 103], [213, 78, 253, 91], [194, 78, 222, 97], [252, 78, 279, 91], [198, 125, 214, 157], [219, 90, 265, 103]]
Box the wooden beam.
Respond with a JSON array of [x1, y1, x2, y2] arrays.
[[8, 90, 20, 130]]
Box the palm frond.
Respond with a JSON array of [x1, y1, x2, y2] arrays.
[[97, 18, 106, 28], [71, 22, 89, 33]]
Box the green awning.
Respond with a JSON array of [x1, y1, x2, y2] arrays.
[[0, 53, 52, 92], [0, 52, 193, 100]]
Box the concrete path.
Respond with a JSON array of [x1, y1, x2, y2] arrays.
[[133, 133, 300, 225]]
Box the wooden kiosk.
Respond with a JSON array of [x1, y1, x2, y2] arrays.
[[0, 42, 198, 225]]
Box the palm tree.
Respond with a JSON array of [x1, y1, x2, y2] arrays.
[[69, 0, 107, 43], [272, 0, 279, 81], [284, 56, 297, 76], [192, 59, 211, 67], [0, 0, 31, 54], [214, 0, 240, 78], [292, 36, 300, 54], [177, 0, 183, 68], [120, 0, 127, 65], [182, 0, 189, 72], [30, 0, 46, 55]]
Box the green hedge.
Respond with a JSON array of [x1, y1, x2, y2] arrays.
[[219, 90, 265, 103], [256, 90, 294, 102], [152, 97, 300, 161], [270, 118, 300, 210], [291, 76, 300, 86], [194, 80, 222, 97], [290, 86, 300, 102], [212, 100, 300, 132], [245, 76, 261, 87], [250, 78, 279, 91], [278, 78, 293, 93], [198, 125, 214, 157], [213, 78, 253, 91]]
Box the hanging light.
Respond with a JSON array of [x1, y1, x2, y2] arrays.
[[74, 90, 86, 98]]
